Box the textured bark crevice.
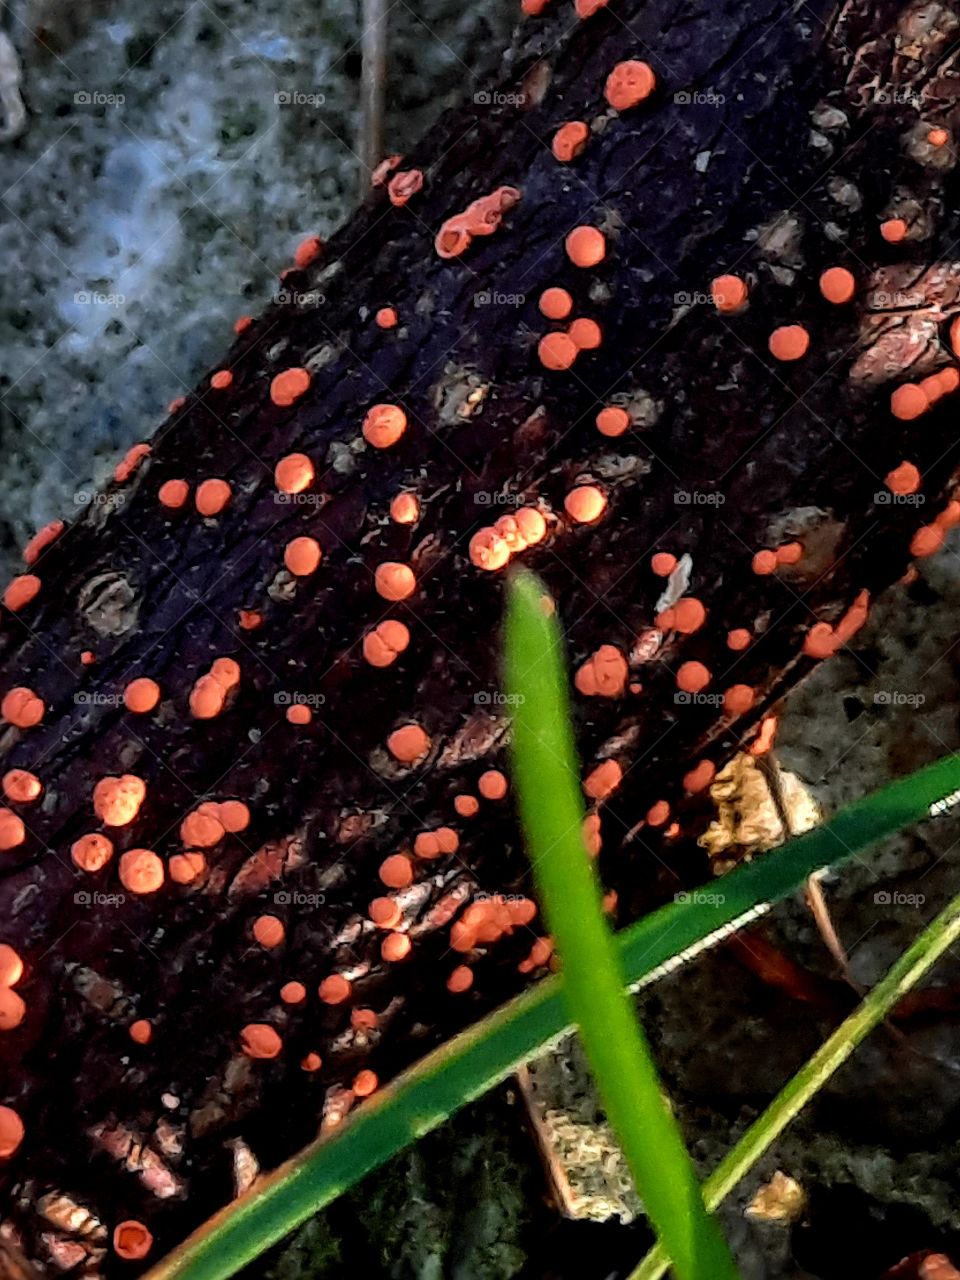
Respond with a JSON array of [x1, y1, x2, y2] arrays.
[[2, 0, 960, 1271]]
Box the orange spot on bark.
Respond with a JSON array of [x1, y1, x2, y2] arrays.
[[379, 854, 414, 889], [885, 461, 921, 495], [124, 677, 160, 714], [596, 405, 630, 437], [318, 975, 352, 1004], [129, 1019, 152, 1045], [113, 1222, 152, 1261], [119, 848, 164, 894], [294, 234, 323, 268], [677, 661, 710, 693], [253, 914, 285, 948], [711, 275, 748, 313], [158, 479, 189, 509], [3, 575, 40, 612], [375, 563, 416, 604], [911, 524, 945, 557], [270, 367, 311, 407], [2, 770, 40, 803], [240, 1023, 282, 1058], [565, 225, 606, 268], [93, 775, 146, 827], [195, 479, 231, 516], [604, 60, 656, 111], [569, 317, 602, 350], [564, 485, 606, 523], [776, 541, 803, 565], [819, 267, 856, 304], [479, 769, 509, 800], [752, 549, 778, 575], [363, 403, 408, 449], [447, 965, 474, 993], [552, 121, 590, 161], [575, 644, 628, 696], [114, 444, 151, 484], [387, 722, 430, 763], [274, 453, 314, 494], [0, 1106, 23, 1157], [0, 945, 22, 987], [683, 759, 716, 793], [539, 287, 573, 320], [880, 218, 908, 243], [891, 384, 929, 420], [768, 325, 809, 361], [169, 852, 205, 884], [724, 683, 755, 715], [71, 833, 113, 872], [388, 169, 423, 207], [455, 793, 480, 817], [23, 520, 63, 566], [382, 932, 411, 962], [390, 492, 420, 525], [284, 536, 322, 576], [210, 369, 233, 390], [583, 758, 622, 801], [538, 331, 578, 370], [727, 627, 751, 651], [1, 687, 43, 728], [376, 306, 398, 329]]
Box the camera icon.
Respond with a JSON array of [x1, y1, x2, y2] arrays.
[[274, 691, 292, 706], [74, 90, 92, 105], [474, 91, 491, 105], [74, 891, 91, 905], [475, 492, 492, 505], [674, 691, 691, 705], [275, 91, 292, 105], [673, 91, 691, 105], [873, 691, 890, 705], [674, 490, 691, 504], [874, 891, 891, 905], [474, 691, 491, 705], [274, 890, 291, 905]]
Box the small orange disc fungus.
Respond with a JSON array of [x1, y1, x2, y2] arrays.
[[752, 549, 778, 575], [0, 1106, 23, 1157], [382, 931, 412, 962], [284, 536, 322, 576], [158, 479, 189, 509], [538, 332, 578, 370], [362, 620, 411, 667], [129, 1019, 152, 1044], [2, 770, 41, 803], [552, 121, 589, 162], [119, 849, 164, 895], [93, 775, 146, 827], [819, 267, 856, 304], [768, 325, 810, 361], [886, 461, 921, 495], [727, 628, 751, 651], [3, 575, 40, 612], [376, 306, 398, 328], [604, 60, 656, 111], [71, 833, 114, 872], [711, 274, 748, 313], [270, 367, 311, 407], [596, 406, 630, 437], [724, 684, 755, 715], [583, 758, 622, 801], [469, 528, 511, 571], [318, 974, 352, 1004], [353, 1069, 378, 1097], [275, 453, 314, 494], [390, 492, 420, 524], [478, 769, 508, 800], [363, 404, 408, 448], [210, 369, 233, 390], [565, 225, 606, 268], [564, 485, 607, 523], [240, 1023, 282, 1058], [23, 520, 63, 565], [169, 852, 205, 884], [880, 218, 908, 243], [569, 317, 602, 350], [0, 987, 25, 1030], [1, 687, 43, 728], [253, 914, 285, 949], [379, 854, 414, 889], [683, 759, 716, 793], [113, 1221, 153, 1261], [890, 384, 928, 421], [124, 678, 161, 714], [195, 479, 231, 516], [0, 945, 22, 986], [375, 562, 416, 601], [676, 661, 710, 693], [539, 287, 573, 319], [447, 965, 474, 993]]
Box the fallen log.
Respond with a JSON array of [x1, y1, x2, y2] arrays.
[[3, 0, 960, 1270]]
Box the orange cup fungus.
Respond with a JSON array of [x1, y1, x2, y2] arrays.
[[389, 492, 420, 525], [0, 945, 22, 987], [564, 484, 607, 523], [552, 121, 590, 162], [158, 479, 189, 509], [387, 722, 431, 763], [819, 267, 856, 304], [583, 758, 622, 801], [880, 218, 908, 243], [3, 575, 40, 612], [270, 367, 311, 407], [569, 318, 602, 350], [565, 226, 606, 268], [210, 369, 233, 390], [275, 453, 314, 494], [23, 520, 63, 565], [0, 810, 24, 851], [538, 332, 578, 370], [241, 1023, 282, 1059], [0, 1106, 23, 1158], [478, 769, 508, 800], [129, 1019, 152, 1045], [539, 287, 573, 320], [1, 687, 43, 728], [711, 274, 749, 313], [604, 60, 656, 111], [376, 306, 398, 329], [768, 325, 810, 361], [375, 562, 416, 601], [575, 645, 628, 697], [71, 833, 114, 872], [195, 479, 231, 516], [318, 974, 352, 1005], [119, 849, 164, 895], [252, 914, 285, 949], [113, 1222, 153, 1262], [596, 406, 630, 437], [362, 620, 411, 668], [284, 536, 323, 576], [363, 404, 408, 449], [2, 770, 40, 803], [93, 774, 146, 827], [124, 678, 161, 714]]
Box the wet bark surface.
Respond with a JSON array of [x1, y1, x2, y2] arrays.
[[3, 0, 960, 1271]]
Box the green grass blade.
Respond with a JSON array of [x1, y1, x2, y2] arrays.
[[144, 724, 960, 1276], [630, 885, 960, 1280], [504, 568, 739, 1280]]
